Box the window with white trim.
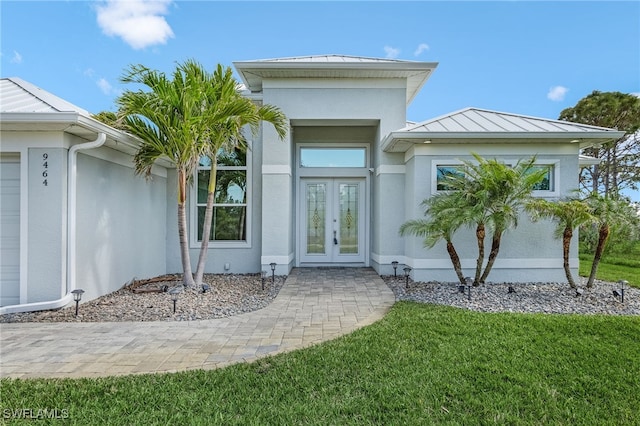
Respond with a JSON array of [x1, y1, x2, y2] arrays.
[[528, 165, 553, 191], [194, 148, 248, 243], [435, 165, 465, 191]]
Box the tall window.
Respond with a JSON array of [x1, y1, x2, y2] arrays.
[[195, 149, 248, 242]]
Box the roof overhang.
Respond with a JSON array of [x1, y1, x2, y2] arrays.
[[1, 112, 143, 157], [381, 131, 627, 152], [233, 59, 438, 105]]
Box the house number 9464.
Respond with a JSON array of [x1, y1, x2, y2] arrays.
[[42, 153, 49, 186]]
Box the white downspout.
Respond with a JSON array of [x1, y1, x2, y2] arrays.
[[0, 133, 107, 314]]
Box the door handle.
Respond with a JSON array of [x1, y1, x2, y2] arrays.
[[333, 230, 338, 245]]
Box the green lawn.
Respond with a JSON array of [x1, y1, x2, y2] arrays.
[[579, 241, 640, 287], [2, 303, 639, 425]]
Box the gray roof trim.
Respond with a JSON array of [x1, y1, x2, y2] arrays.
[[233, 54, 438, 105]]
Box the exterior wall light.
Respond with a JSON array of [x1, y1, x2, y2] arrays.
[[71, 289, 84, 317], [403, 266, 412, 289], [270, 263, 276, 284], [169, 287, 182, 314], [392, 261, 398, 278]]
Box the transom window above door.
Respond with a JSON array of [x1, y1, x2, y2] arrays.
[[300, 148, 366, 168]]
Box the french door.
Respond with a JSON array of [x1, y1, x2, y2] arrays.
[[299, 178, 365, 264]]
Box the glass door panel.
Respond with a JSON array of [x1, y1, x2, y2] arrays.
[[305, 183, 326, 255], [339, 183, 359, 254]]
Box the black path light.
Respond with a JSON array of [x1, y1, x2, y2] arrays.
[[403, 266, 412, 289], [71, 289, 84, 317], [261, 270, 267, 291], [392, 261, 399, 278], [465, 277, 473, 301], [270, 263, 276, 284], [169, 287, 182, 314], [614, 280, 629, 303]]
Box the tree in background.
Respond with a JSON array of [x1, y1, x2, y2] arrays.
[[559, 91, 640, 198]]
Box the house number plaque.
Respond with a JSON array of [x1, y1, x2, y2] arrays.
[[42, 153, 49, 186]]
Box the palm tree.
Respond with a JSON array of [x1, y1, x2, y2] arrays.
[[400, 193, 467, 284], [443, 154, 547, 284], [527, 199, 594, 289], [117, 61, 215, 287], [192, 64, 287, 286], [583, 195, 636, 288]]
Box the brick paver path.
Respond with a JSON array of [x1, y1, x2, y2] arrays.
[[0, 268, 395, 378]]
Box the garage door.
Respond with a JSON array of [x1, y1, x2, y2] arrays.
[[1, 154, 20, 307]]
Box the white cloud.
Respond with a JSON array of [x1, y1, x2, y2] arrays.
[[96, 0, 174, 50], [384, 46, 400, 59], [632, 92, 640, 98], [97, 78, 113, 95], [547, 85, 568, 102], [10, 51, 23, 64], [414, 43, 429, 56]]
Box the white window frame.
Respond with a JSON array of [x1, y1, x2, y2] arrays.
[[431, 158, 560, 197], [190, 144, 252, 249]]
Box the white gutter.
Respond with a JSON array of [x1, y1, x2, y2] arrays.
[[0, 133, 107, 314]]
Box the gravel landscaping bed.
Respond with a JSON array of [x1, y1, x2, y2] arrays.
[[384, 276, 640, 316], [0, 273, 285, 323], [2, 273, 637, 323]]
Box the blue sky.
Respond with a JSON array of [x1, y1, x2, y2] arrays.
[[2, 1, 639, 199]]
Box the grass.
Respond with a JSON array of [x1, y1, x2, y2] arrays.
[[579, 241, 640, 287], [2, 303, 640, 425]]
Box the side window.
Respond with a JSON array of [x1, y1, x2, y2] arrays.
[[436, 165, 465, 191], [195, 149, 248, 243], [528, 165, 553, 191]]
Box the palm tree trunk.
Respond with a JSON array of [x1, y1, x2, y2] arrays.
[[177, 170, 195, 287], [586, 223, 609, 288], [194, 162, 217, 286], [446, 239, 465, 284], [562, 227, 577, 289], [479, 230, 502, 284], [474, 223, 485, 285]]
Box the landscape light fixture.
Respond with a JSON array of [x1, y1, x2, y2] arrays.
[[575, 288, 584, 297], [71, 289, 84, 317], [465, 277, 473, 301], [403, 266, 412, 289], [508, 286, 516, 294], [202, 284, 210, 294], [261, 270, 267, 291], [169, 287, 181, 314], [617, 280, 628, 303], [270, 263, 276, 284], [392, 261, 399, 277]]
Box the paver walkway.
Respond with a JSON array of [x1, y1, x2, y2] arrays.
[[0, 268, 395, 379]]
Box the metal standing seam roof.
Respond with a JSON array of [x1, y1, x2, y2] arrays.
[[0, 77, 90, 115], [401, 107, 621, 134], [382, 107, 626, 152]]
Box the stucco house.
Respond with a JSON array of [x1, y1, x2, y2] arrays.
[[0, 55, 624, 313]]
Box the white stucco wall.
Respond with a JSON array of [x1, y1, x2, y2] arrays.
[[75, 148, 167, 302]]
